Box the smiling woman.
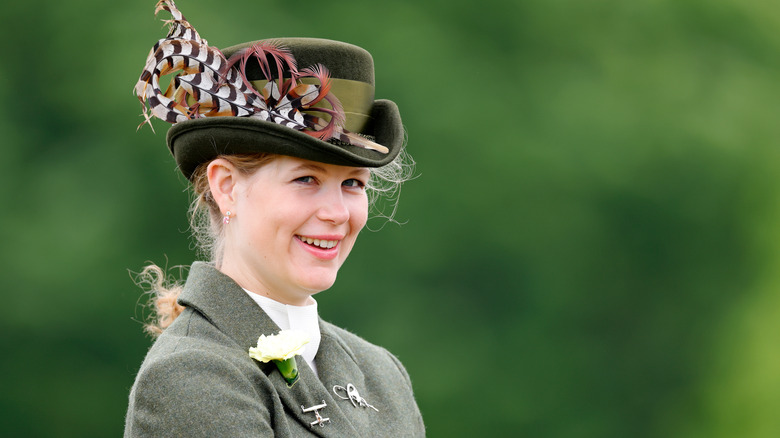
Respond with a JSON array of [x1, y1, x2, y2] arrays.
[[211, 156, 370, 306], [124, 1, 423, 436]]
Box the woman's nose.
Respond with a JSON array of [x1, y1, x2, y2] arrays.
[[316, 188, 350, 224]]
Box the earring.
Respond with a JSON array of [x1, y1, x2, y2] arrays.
[[223, 211, 232, 224]]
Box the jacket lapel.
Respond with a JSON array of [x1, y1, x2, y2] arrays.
[[315, 323, 379, 433], [178, 262, 358, 437], [267, 357, 357, 436], [316, 324, 367, 399]]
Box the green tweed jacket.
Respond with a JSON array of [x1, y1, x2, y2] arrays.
[[125, 262, 425, 437]]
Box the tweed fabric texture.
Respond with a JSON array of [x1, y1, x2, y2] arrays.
[[125, 262, 425, 437]]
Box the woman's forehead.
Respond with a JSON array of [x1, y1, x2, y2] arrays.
[[273, 156, 370, 176]]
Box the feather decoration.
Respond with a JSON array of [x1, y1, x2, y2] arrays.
[[134, 0, 388, 153], [223, 42, 298, 102]]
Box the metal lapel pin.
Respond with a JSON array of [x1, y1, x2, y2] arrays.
[[301, 401, 330, 427], [333, 383, 379, 412]]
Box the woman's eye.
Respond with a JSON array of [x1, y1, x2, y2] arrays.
[[343, 178, 366, 188], [295, 176, 316, 184]]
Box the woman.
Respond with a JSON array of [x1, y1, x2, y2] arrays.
[[125, 1, 425, 436]]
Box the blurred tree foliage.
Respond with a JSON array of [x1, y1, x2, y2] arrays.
[[1, 0, 779, 436]]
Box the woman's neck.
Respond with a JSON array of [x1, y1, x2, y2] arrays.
[[217, 258, 315, 306]]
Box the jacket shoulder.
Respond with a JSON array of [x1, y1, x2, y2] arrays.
[[321, 320, 391, 356], [321, 320, 415, 387], [125, 310, 276, 437], [319, 320, 426, 436]]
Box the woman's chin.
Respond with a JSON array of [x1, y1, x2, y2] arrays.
[[295, 272, 338, 295]]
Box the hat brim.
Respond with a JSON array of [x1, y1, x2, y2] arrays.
[[167, 99, 403, 180]]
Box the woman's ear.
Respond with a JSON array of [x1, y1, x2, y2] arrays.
[[207, 158, 238, 214]]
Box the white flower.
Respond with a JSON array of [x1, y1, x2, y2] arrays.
[[249, 330, 310, 363]]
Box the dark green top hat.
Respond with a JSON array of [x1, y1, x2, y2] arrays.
[[166, 38, 404, 180], [134, 1, 403, 180]]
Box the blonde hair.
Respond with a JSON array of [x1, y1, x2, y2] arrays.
[[136, 264, 185, 336], [138, 151, 414, 335], [188, 154, 277, 264]]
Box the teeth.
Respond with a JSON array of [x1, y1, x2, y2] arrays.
[[300, 236, 338, 249]]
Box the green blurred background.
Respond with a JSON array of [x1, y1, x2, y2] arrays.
[[2, 0, 780, 436]]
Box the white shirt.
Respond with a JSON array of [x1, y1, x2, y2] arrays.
[[242, 289, 321, 376]]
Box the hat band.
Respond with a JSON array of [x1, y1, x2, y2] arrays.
[[250, 78, 375, 133]]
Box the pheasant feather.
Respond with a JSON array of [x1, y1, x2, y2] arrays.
[[134, 0, 388, 153]]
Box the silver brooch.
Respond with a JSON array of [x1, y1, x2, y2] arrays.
[[301, 401, 330, 427], [333, 383, 379, 412]]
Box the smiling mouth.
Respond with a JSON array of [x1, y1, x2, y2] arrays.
[[296, 235, 339, 249]]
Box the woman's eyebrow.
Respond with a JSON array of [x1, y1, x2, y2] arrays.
[[349, 168, 371, 177], [290, 163, 327, 173], [290, 163, 369, 178]]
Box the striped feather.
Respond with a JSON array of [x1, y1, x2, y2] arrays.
[[134, 0, 387, 154]]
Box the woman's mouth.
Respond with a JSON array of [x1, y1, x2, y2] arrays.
[[296, 235, 339, 249]]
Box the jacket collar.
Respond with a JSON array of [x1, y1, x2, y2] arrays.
[[177, 262, 362, 436]]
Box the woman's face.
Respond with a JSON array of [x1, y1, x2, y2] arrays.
[[220, 156, 370, 305]]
